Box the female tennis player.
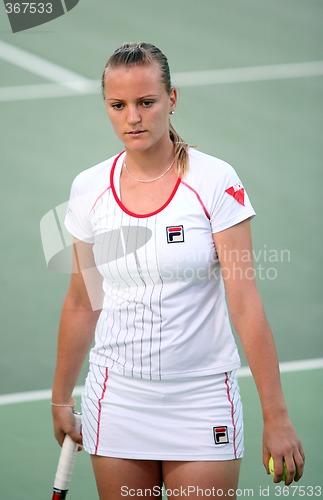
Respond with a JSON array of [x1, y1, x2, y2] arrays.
[[51, 42, 305, 499]]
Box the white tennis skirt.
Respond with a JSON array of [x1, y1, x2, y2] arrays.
[[81, 364, 244, 461]]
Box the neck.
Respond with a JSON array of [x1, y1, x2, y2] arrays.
[[124, 140, 175, 178]]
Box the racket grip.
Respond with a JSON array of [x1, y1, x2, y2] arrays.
[[53, 412, 82, 495]]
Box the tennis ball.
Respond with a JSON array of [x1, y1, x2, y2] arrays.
[[269, 457, 287, 481]]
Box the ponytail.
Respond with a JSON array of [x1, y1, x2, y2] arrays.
[[169, 122, 189, 178]]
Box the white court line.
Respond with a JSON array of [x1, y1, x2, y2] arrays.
[[0, 81, 98, 101], [0, 39, 92, 91], [237, 357, 323, 377], [0, 358, 322, 406], [173, 60, 323, 87], [0, 58, 323, 102]]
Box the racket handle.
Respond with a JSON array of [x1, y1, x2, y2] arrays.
[[52, 411, 82, 498], [52, 491, 68, 500]]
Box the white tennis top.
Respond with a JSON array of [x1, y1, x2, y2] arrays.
[[65, 148, 256, 380]]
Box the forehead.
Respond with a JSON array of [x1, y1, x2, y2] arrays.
[[104, 62, 165, 98]]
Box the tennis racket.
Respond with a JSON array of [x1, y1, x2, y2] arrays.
[[52, 411, 82, 499]]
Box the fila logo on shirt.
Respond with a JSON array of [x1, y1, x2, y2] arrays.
[[213, 426, 229, 445], [166, 225, 185, 243]]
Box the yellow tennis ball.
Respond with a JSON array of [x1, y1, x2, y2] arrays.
[[269, 456, 287, 481]]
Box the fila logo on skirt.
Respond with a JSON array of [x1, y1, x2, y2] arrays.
[[213, 426, 229, 445]]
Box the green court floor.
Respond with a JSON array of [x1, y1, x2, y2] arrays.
[[0, 1, 322, 498]]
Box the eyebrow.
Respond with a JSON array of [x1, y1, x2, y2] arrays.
[[107, 95, 159, 102]]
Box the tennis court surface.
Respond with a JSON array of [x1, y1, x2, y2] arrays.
[[1, 1, 322, 498]]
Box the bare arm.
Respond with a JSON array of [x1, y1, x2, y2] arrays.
[[213, 219, 305, 485], [52, 239, 103, 446]]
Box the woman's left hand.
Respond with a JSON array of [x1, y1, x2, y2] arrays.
[[262, 415, 305, 485]]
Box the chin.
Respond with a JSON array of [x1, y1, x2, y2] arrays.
[[124, 140, 153, 153]]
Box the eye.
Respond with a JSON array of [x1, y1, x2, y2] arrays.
[[141, 100, 154, 108], [111, 103, 124, 110]]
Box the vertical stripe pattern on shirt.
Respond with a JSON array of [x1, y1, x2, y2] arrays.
[[90, 189, 165, 379]]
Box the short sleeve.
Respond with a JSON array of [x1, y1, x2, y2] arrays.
[[64, 175, 95, 243], [209, 163, 256, 233]]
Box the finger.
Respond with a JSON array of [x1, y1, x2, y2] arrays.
[[284, 445, 305, 484], [54, 422, 81, 447], [53, 421, 67, 446], [270, 455, 288, 484], [67, 414, 83, 447], [294, 449, 305, 482], [263, 449, 271, 475], [284, 461, 296, 486], [68, 429, 83, 446], [55, 430, 66, 447], [275, 464, 286, 484]]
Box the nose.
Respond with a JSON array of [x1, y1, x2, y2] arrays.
[[127, 105, 141, 125]]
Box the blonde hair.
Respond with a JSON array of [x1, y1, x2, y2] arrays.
[[102, 42, 189, 178]]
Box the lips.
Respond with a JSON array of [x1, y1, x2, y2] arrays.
[[126, 130, 146, 136]]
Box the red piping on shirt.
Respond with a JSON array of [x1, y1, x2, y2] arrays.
[[88, 153, 211, 220], [181, 181, 210, 220], [110, 152, 181, 218], [90, 187, 111, 214], [94, 368, 109, 455], [89, 152, 125, 214]]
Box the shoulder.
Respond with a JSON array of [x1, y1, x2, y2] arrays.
[[70, 153, 120, 196], [64, 153, 122, 242], [185, 148, 239, 187], [185, 149, 255, 231]]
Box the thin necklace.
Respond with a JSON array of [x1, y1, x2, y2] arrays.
[[123, 158, 175, 183]]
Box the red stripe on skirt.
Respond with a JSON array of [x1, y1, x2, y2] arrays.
[[225, 372, 237, 459], [94, 368, 109, 455]]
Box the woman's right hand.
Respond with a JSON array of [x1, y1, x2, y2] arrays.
[[52, 406, 83, 448], [51, 240, 101, 451]]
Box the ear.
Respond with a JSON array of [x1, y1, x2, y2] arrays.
[[169, 87, 177, 114]]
